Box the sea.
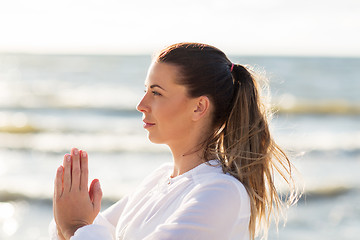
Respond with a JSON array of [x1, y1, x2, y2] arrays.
[[0, 53, 359, 240]]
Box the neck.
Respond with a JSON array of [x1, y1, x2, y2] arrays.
[[168, 141, 205, 178], [167, 119, 214, 177]]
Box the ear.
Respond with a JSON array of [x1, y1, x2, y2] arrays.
[[192, 96, 210, 121]]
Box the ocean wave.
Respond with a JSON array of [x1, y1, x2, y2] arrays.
[[298, 186, 356, 203], [0, 128, 359, 155], [273, 98, 360, 115], [0, 106, 139, 115], [0, 108, 140, 134], [1, 99, 360, 116], [0, 124, 40, 134], [0, 132, 168, 153], [1, 186, 358, 206], [0, 133, 359, 156], [0, 191, 119, 207], [305, 148, 360, 157], [0, 108, 358, 137]]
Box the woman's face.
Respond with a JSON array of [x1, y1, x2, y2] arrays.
[[136, 62, 196, 145]]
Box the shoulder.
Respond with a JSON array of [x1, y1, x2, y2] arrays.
[[186, 164, 250, 216], [192, 163, 248, 198], [194, 173, 248, 199]]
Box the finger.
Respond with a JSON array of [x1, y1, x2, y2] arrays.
[[91, 179, 102, 213], [71, 148, 81, 191], [63, 154, 72, 192], [89, 178, 96, 202], [80, 150, 89, 192], [54, 166, 64, 199]]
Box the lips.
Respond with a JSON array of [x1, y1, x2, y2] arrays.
[[143, 120, 155, 129]]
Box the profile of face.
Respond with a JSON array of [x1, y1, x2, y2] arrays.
[[136, 62, 201, 146]]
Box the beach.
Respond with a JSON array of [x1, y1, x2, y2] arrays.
[[0, 53, 359, 239]]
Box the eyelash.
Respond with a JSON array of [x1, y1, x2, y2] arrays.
[[152, 91, 162, 96], [144, 90, 162, 96]]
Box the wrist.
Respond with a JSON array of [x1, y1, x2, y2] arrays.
[[56, 226, 66, 240], [63, 223, 88, 240]]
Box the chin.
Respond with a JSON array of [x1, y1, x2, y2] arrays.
[[147, 133, 165, 144]]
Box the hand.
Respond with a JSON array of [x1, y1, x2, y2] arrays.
[[53, 148, 102, 240]]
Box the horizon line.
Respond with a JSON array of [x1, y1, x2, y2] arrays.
[[1, 50, 359, 59]]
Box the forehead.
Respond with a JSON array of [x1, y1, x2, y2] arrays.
[[145, 62, 180, 86]]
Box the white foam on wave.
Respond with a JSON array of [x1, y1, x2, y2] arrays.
[[0, 132, 167, 153], [0, 79, 143, 110]]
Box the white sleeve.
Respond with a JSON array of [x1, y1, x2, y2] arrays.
[[48, 219, 61, 240], [101, 195, 129, 226], [70, 214, 114, 240], [48, 214, 115, 240], [143, 179, 250, 240]]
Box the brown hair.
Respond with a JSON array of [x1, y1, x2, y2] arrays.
[[155, 43, 298, 239]]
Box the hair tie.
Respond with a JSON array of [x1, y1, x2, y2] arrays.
[[230, 63, 234, 72]]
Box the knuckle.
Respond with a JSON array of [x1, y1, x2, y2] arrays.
[[81, 168, 88, 175], [72, 167, 81, 175]]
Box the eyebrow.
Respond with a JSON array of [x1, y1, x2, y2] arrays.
[[149, 84, 166, 91]]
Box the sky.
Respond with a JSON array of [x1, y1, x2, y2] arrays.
[[0, 0, 359, 56]]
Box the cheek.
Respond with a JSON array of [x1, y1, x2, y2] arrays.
[[159, 106, 180, 123], [160, 101, 192, 129]]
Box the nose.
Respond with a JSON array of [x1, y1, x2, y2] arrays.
[[136, 93, 149, 113]]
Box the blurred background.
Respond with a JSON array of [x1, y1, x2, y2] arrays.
[[0, 0, 359, 239]]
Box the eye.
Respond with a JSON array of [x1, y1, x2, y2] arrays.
[[151, 91, 162, 96]]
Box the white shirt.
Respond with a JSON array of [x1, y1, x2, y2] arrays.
[[49, 160, 251, 240]]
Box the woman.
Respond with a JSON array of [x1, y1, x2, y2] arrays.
[[51, 43, 297, 240]]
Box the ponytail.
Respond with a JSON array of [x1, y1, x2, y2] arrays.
[[217, 64, 298, 239]]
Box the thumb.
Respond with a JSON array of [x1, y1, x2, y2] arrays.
[[89, 179, 102, 213]]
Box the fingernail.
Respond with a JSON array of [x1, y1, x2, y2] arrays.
[[57, 166, 63, 173], [82, 151, 87, 158], [73, 149, 79, 156], [95, 180, 100, 189], [67, 155, 71, 162]]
